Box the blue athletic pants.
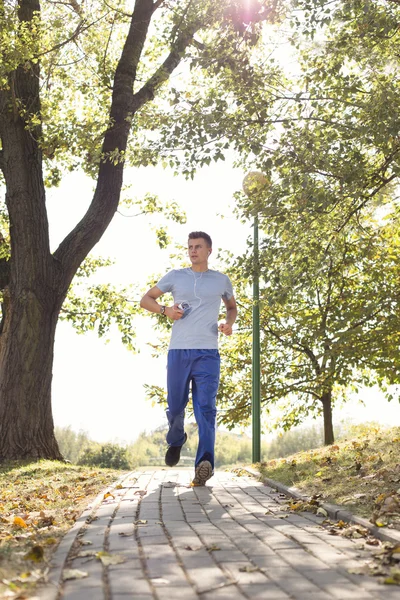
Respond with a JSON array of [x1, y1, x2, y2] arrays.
[[166, 349, 220, 469]]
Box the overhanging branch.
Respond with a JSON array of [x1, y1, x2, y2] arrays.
[[54, 0, 204, 286], [131, 24, 198, 112]]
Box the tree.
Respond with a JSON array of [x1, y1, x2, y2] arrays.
[[0, 0, 274, 460], [134, 0, 400, 446], [215, 212, 400, 445]]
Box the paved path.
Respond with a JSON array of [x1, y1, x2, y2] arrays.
[[41, 469, 398, 600]]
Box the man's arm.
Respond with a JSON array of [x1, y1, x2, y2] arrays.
[[219, 296, 237, 336], [140, 286, 183, 320]]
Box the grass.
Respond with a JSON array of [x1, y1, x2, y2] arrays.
[[257, 424, 400, 529], [0, 460, 124, 599]]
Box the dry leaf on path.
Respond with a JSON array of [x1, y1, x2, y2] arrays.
[[62, 569, 88, 581], [77, 550, 97, 558], [96, 551, 126, 566]]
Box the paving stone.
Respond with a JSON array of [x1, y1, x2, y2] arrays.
[[211, 549, 249, 562], [201, 586, 247, 600], [239, 583, 291, 599], [252, 555, 301, 571], [154, 585, 198, 599], [108, 558, 143, 571], [139, 535, 169, 545], [62, 587, 106, 600], [184, 564, 231, 593], [273, 574, 329, 597], [219, 561, 269, 585], [275, 548, 331, 570], [109, 571, 153, 595]]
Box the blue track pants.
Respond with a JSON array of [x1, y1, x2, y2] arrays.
[[166, 349, 220, 469]]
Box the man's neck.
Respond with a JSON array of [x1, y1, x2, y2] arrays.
[[190, 263, 208, 273]]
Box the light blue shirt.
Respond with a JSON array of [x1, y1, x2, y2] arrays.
[[156, 268, 234, 349]]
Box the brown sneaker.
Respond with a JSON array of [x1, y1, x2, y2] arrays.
[[191, 460, 213, 486]]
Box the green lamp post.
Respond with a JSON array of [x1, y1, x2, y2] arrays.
[[242, 171, 269, 463]]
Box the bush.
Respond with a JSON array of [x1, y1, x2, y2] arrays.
[[55, 426, 91, 463], [77, 442, 131, 470]]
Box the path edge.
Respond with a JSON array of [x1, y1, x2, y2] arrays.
[[242, 466, 400, 545], [36, 470, 134, 600]]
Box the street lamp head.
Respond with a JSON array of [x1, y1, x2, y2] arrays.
[[242, 171, 269, 197]]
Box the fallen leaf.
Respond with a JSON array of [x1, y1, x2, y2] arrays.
[[103, 492, 115, 500], [375, 520, 387, 527], [206, 545, 221, 552], [62, 569, 88, 581], [77, 550, 97, 558], [13, 516, 28, 528], [134, 519, 148, 525], [24, 546, 44, 562], [45, 537, 57, 545], [239, 566, 259, 572], [316, 508, 328, 517], [96, 551, 126, 566]]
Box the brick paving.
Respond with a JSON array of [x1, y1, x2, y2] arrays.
[[40, 469, 398, 599]]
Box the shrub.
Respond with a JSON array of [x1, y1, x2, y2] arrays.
[[77, 442, 131, 470]]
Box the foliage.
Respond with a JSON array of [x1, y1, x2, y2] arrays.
[[266, 423, 324, 459], [0, 460, 121, 597], [77, 442, 131, 470], [54, 426, 91, 463], [257, 424, 400, 529]]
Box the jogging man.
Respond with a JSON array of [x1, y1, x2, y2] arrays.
[[140, 231, 237, 486]]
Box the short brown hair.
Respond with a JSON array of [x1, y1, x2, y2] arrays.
[[188, 231, 212, 248]]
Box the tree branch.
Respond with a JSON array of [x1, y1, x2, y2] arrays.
[[131, 22, 198, 112], [54, 0, 156, 281]]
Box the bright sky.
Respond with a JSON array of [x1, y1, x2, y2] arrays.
[[46, 160, 399, 444]]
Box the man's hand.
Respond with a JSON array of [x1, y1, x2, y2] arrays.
[[219, 322, 233, 336], [165, 304, 184, 320]]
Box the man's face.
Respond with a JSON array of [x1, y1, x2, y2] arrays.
[[188, 238, 211, 264]]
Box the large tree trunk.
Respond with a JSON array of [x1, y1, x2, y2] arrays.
[[321, 390, 334, 445], [0, 288, 63, 460]]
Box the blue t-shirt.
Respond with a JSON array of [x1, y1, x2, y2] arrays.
[[156, 268, 234, 349]]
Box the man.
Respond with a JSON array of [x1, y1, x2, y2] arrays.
[[140, 232, 237, 486]]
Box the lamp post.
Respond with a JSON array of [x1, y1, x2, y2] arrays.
[[242, 171, 268, 464], [252, 210, 261, 463]]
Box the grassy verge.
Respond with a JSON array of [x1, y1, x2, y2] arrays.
[[257, 424, 400, 529], [0, 460, 125, 599]]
